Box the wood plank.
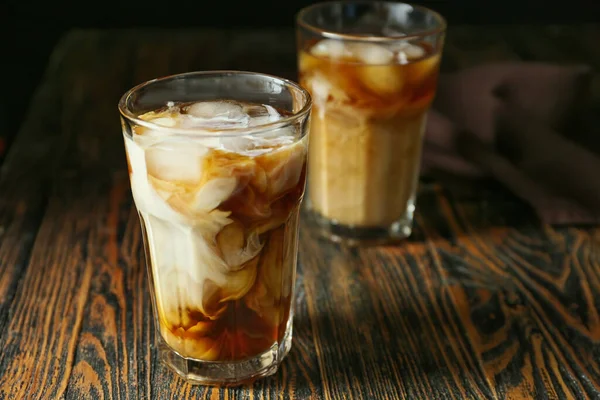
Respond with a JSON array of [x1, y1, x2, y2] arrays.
[[0, 31, 135, 400], [0, 31, 74, 385], [440, 24, 600, 399]]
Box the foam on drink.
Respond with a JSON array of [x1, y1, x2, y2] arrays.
[[124, 100, 306, 361]]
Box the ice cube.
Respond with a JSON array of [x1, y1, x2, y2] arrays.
[[306, 73, 349, 106], [134, 111, 182, 148], [255, 125, 296, 143], [186, 100, 243, 119], [218, 136, 254, 153], [218, 135, 283, 156], [191, 177, 238, 211], [358, 65, 404, 95], [184, 101, 250, 129], [403, 43, 426, 60], [311, 39, 350, 59], [410, 53, 441, 83], [264, 105, 281, 119], [245, 103, 282, 127], [124, 138, 184, 221], [151, 117, 177, 127], [299, 51, 322, 72], [397, 51, 408, 65], [218, 118, 296, 155], [346, 42, 394, 65], [394, 43, 426, 64], [145, 141, 208, 184], [133, 114, 177, 140]]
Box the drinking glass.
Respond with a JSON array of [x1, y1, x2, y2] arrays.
[[119, 71, 311, 385], [297, 1, 446, 244]]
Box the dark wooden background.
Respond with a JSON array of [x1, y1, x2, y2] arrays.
[[3, 0, 600, 164], [1, 24, 600, 399]]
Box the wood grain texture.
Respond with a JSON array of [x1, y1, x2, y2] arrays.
[[0, 26, 599, 400]]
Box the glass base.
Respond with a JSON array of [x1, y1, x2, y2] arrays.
[[304, 204, 415, 246], [158, 324, 293, 386]]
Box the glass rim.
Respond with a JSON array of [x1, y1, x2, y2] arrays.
[[296, 1, 447, 42], [118, 70, 312, 138]]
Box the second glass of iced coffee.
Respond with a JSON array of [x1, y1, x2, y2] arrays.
[[297, 1, 446, 244]]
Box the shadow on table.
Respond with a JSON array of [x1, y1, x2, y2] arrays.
[[411, 177, 541, 242], [300, 177, 543, 249], [284, 207, 600, 398], [282, 287, 498, 397], [284, 262, 537, 398]]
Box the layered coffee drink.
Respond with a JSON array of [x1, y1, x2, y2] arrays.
[[296, 1, 445, 242], [299, 39, 440, 229], [124, 100, 307, 363]]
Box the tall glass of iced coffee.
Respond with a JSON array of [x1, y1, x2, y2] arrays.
[[118, 71, 311, 385], [297, 1, 445, 244]]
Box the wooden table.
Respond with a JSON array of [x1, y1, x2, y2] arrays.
[[1, 25, 600, 400]]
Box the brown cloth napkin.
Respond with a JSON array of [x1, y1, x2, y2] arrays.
[[421, 62, 600, 225]]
